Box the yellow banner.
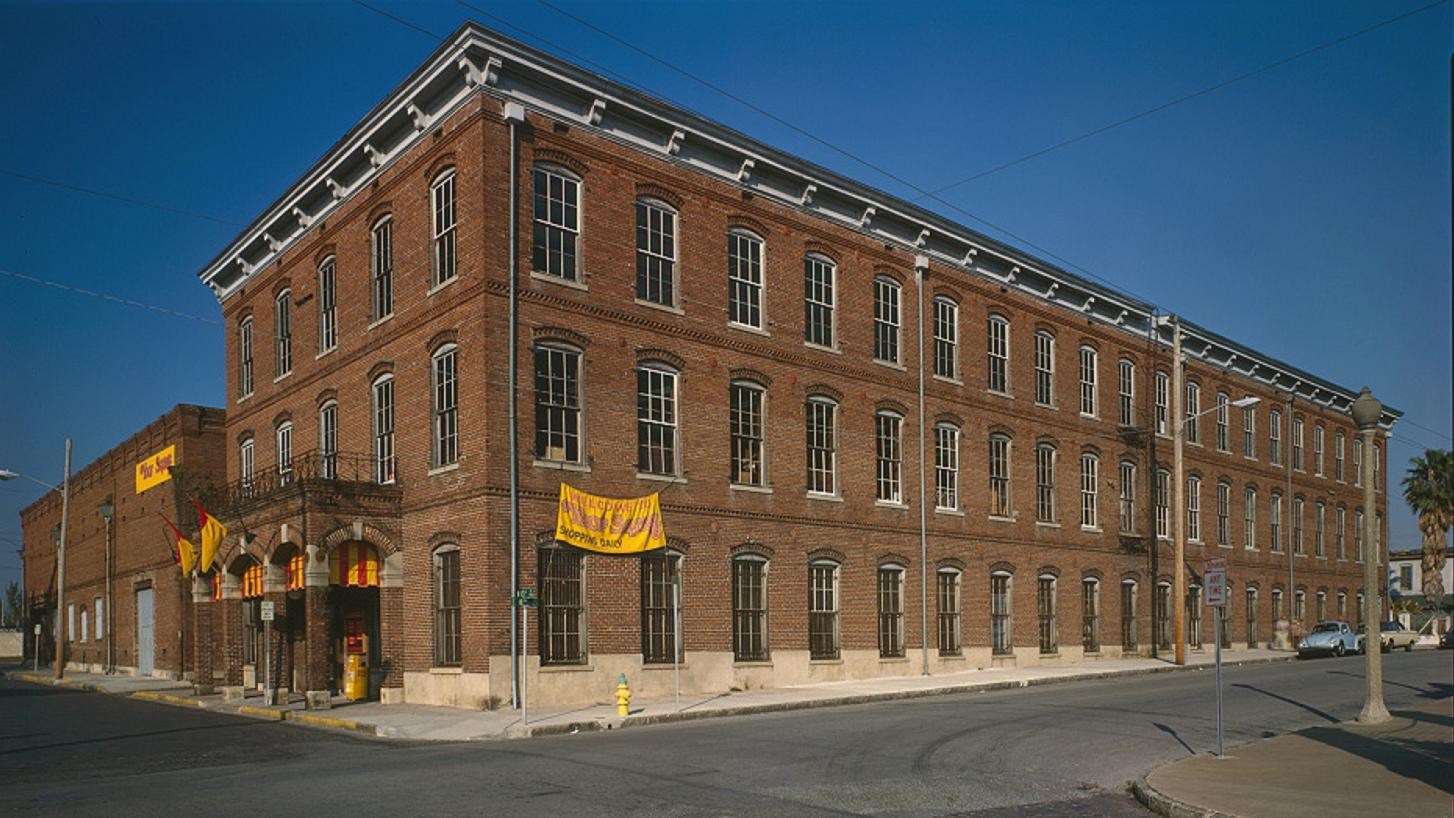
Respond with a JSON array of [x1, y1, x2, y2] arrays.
[[135, 445, 176, 494], [554, 484, 666, 554]]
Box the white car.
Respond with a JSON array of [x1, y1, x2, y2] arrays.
[[1357, 621, 1419, 653]]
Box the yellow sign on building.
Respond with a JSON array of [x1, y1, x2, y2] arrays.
[[555, 484, 666, 554], [135, 444, 177, 494]]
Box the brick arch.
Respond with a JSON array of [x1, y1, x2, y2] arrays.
[[878, 552, 912, 568], [730, 540, 772, 559], [664, 535, 690, 553], [807, 547, 846, 564], [532, 148, 589, 177], [989, 560, 1015, 575], [318, 521, 398, 557], [936, 557, 966, 572]]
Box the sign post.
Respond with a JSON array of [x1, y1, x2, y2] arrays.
[[33, 623, 40, 672], [515, 588, 537, 726], [1204, 557, 1228, 757], [260, 601, 275, 704]]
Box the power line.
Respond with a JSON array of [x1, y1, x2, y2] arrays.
[[0, 268, 221, 326], [0, 168, 246, 228], [1397, 418, 1453, 445], [921, 0, 1450, 196], [350, 0, 445, 41]]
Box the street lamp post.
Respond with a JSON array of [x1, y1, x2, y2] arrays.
[[1352, 387, 1390, 724], [98, 497, 115, 674], [0, 438, 72, 679]]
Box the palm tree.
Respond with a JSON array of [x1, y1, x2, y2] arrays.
[[1402, 449, 1454, 612]]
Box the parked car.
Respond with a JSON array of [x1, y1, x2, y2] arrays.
[[1298, 621, 1359, 658], [1356, 621, 1419, 653], [1439, 630, 1454, 650]]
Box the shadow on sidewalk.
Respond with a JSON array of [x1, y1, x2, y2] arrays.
[[1300, 723, 1454, 795], [1323, 669, 1450, 699], [1230, 682, 1339, 722]]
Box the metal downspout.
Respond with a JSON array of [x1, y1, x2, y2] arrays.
[[505, 101, 526, 708], [915, 256, 929, 675]]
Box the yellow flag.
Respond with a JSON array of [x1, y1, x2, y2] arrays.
[[178, 537, 198, 577], [193, 500, 228, 572], [554, 484, 666, 554]]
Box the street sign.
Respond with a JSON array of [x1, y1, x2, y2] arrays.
[[33, 624, 41, 635], [260, 601, 275, 621], [1204, 557, 1227, 608], [514, 588, 538, 608]]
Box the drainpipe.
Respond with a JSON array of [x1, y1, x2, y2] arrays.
[[504, 101, 526, 709], [915, 255, 929, 675]]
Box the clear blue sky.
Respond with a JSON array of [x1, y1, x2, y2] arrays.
[[1, 1, 1449, 597]]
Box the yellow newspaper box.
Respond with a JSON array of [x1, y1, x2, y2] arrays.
[[343, 653, 368, 701]]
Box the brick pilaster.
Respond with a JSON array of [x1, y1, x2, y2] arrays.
[[190, 575, 215, 695]]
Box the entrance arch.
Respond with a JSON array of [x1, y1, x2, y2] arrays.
[[328, 541, 381, 698]]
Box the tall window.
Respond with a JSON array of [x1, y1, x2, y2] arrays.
[[1272, 588, 1284, 624], [1373, 443, 1382, 493], [1155, 583, 1171, 650], [1292, 418, 1305, 471], [431, 169, 457, 286], [1080, 453, 1099, 528], [318, 400, 338, 479], [532, 166, 580, 281], [727, 230, 764, 329], [433, 545, 461, 666], [1079, 346, 1097, 416], [1293, 497, 1305, 555], [1037, 575, 1057, 654], [239, 437, 255, 492], [877, 566, 905, 658], [1335, 431, 1345, 481], [873, 276, 900, 364], [1316, 591, 1326, 623], [991, 572, 1012, 655], [1187, 586, 1203, 648], [535, 345, 582, 464], [1270, 492, 1284, 551], [635, 199, 677, 306], [989, 434, 1012, 517], [808, 561, 840, 660], [275, 421, 293, 486], [1338, 591, 1347, 620], [1121, 580, 1138, 650], [637, 365, 679, 475], [1155, 468, 1170, 540], [935, 423, 960, 510], [1186, 475, 1202, 541], [732, 556, 768, 661], [933, 297, 958, 379], [1353, 438, 1363, 486], [987, 315, 1009, 393], [1082, 578, 1100, 653], [729, 382, 765, 487], [1215, 392, 1230, 451], [1118, 358, 1135, 426], [1354, 509, 1364, 561], [1184, 382, 1200, 444], [540, 546, 585, 665], [432, 345, 459, 468], [1246, 588, 1259, 647], [1216, 480, 1231, 546], [1243, 400, 1256, 458], [1119, 461, 1137, 533], [1244, 486, 1257, 549], [274, 289, 292, 378], [1337, 506, 1347, 560], [805, 397, 837, 495], [1154, 371, 1170, 436], [1034, 331, 1055, 405], [238, 317, 254, 398], [937, 569, 961, 656], [1269, 409, 1282, 466], [371, 217, 393, 321], [1035, 443, 1056, 523], [641, 552, 681, 663], [804, 255, 836, 347], [876, 411, 903, 503], [373, 375, 395, 484], [1294, 590, 1306, 626], [317, 258, 337, 353], [1314, 425, 1325, 476]]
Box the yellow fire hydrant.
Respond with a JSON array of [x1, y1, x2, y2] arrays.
[[615, 673, 631, 717]]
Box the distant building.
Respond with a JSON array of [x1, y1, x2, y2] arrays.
[[192, 23, 1397, 710], [1388, 545, 1454, 608]]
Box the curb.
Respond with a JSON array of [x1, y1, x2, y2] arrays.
[[131, 690, 205, 709], [237, 705, 286, 720], [1131, 776, 1238, 818], [285, 711, 378, 736]]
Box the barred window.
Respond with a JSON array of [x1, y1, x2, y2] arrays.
[[1080, 453, 1099, 528], [933, 297, 958, 379], [1079, 346, 1097, 416], [934, 423, 960, 510], [1035, 443, 1057, 523], [732, 556, 768, 661], [433, 545, 461, 666], [1155, 468, 1170, 540], [1082, 578, 1100, 653], [1217, 481, 1231, 546], [373, 375, 395, 484], [535, 345, 582, 464], [1186, 475, 1201, 541], [1118, 358, 1135, 426], [641, 551, 681, 664], [275, 289, 292, 378], [806, 397, 837, 495], [238, 317, 253, 399], [727, 230, 764, 329], [1244, 486, 1258, 549], [991, 572, 1012, 655], [808, 561, 839, 660], [1269, 409, 1282, 466], [873, 276, 901, 364], [804, 255, 835, 347], [1154, 371, 1169, 436], [730, 382, 766, 487], [1037, 575, 1057, 655], [1119, 461, 1137, 533], [1215, 392, 1230, 451], [540, 546, 585, 665], [318, 401, 338, 480], [432, 168, 457, 286], [987, 315, 1010, 393], [276, 421, 293, 486], [1243, 400, 1257, 458], [1292, 418, 1304, 471], [1121, 580, 1138, 650], [637, 365, 679, 475], [1156, 582, 1171, 651], [989, 434, 1012, 518], [317, 258, 337, 353], [372, 217, 393, 321], [937, 569, 961, 656], [635, 199, 677, 306], [1034, 330, 1054, 405], [878, 566, 905, 658], [432, 344, 459, 468], [1184, 382, 1201, 444], [876, 411, 903, 503], [532, 166, 580, 281]]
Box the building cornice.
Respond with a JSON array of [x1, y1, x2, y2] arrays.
[[195, 22, 1400, 429]]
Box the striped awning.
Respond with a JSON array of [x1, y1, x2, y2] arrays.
[[241, 563, 264, 599], [329, 542, 379, 588], [286, 554, 306, 591]]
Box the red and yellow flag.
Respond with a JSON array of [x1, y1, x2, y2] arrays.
[[191, 499, 227, 573], [158, 513, 197, 576]]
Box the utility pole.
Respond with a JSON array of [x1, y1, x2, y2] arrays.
[[54, 438, 72, 679], [1352, 387, 1390, 724]]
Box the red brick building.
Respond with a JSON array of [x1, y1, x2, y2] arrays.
[[20, 404, 226, 678], [194, 24, 1397, 709]]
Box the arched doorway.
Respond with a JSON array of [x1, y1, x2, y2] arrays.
[[328, 541, 380, 699], [271, 542, 307, 693]]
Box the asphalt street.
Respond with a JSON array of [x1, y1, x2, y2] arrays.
[[3, 651, 1450, 817]]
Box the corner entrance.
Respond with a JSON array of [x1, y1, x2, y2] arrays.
[[328, 542, 380, 699]]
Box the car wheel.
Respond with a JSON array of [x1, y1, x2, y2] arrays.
[[1405, 642, 1413, 652], [1334, 643, 1345, 657]]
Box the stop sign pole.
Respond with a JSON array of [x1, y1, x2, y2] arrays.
[[1205, 556, 1228, 757]]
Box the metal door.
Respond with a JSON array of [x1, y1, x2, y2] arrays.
[[136, 588, 154, 675]]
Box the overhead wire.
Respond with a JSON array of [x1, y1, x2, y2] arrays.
[[0, 268, 221, 326], [0, 168, 246, 227]]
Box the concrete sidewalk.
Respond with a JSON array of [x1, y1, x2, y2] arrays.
[[4, 648, 1292, 741], [1134, 695, 1454, 818]]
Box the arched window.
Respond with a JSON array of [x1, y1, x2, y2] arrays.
[[1184, 381, 1201, 444], [317, 257, 337, 353], [318, 400, 339, 479], [1154, 370, 1170, 436], [1118, 460, 1138, 534], [987, 314, 1010, 394], [989, 434, 1012, 518], [1244, 485, 1258, 550], [431, 168, 457, 286], [1117, 358, 1135, 426], [275, 421, 294, 485], [873, 275, 901, 363], [804, 254, 836, 348], [532, 165, 581, 281], [808, 559, 840, 659], [805, 396, 837, 495], [1216, 480, 1232, 545], [1079, 345, 1098, 417], [1034, 330, 1054, 405], [932, 296, 958, 379], [937, 568, 962, 656], [1080, 452, 1099, 529], [635, 198, 678, 307], [1215, 391, 1230, 451], [1155, 581, 1172, 650], [1186, 475, 1201, 542], [237, 316, 254, 399], [727, 229, 765, 330], [1120, 579, 1138, 650], [239, 436, 256, 494], [1314, 424, 1326, 476], [1155, 468, 1171, 539], [637, 363, 679, 475], [433, 544, 461, 666], [1081, 577, 1100, 653], [1037, 573, 1058, 655], [274, 289, 292, 378], [876, 410, 903, 503], [934, 422, 960, 510], [371, 215, 393, 321], [1270, 492, 1284, 552], [1269, 408, 1283, 466], [732, 554, 769, 661], [1035, 442, 1057, 523], [991, 570, 1013, 655], [432, 344, 459, 468], [1246, 586, 1260, 647], [373, 374, 395, 484], [1315, 501, 1327, 558]]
